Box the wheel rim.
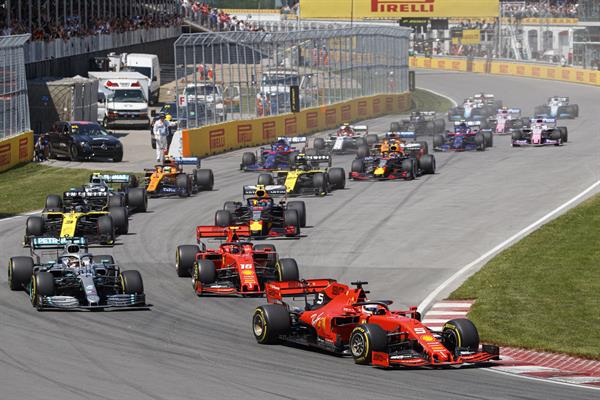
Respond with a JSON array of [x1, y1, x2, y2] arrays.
[[350, 333, 366, 357], [253, 313, 265, 337]]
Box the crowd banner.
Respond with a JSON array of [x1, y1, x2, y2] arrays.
[[0, 130, 33, 172], [182, 93, 411, 157], [301, 0, 499, 19], [410, 56, 600, 87]]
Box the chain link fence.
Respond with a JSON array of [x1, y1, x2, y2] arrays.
[[0, 35, 31, 140], [174, 24, 410, 128]]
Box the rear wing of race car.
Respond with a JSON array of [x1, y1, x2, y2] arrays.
[[550, 96, 569, 102], [277, 136, 307, 144], [265, 279, 337, 303], [90, 173, 134, 184], [63, 190, 109, 199], [196, 225, 252, 241], [352, 125, 368, 132], [172, 157, 201, 166], [298, 154, 331, 165], [530, 117, 556, 124], [31, 237, 88, 250], [496, 108, 521, 115], [243, 184, 287, 197], [454, 120, 481, 127]]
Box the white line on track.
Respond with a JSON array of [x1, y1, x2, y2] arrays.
[[417, 179, 600, 314], [486, 367, 600, 392]]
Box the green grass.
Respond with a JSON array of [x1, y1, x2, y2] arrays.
[[450, 194, 600, 359], [0, 163, 136, 218], [410, 88, 454, 114]]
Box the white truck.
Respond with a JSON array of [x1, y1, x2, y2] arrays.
[[259, 68, 318, 112], [106, 53, 161, 104], [180, 82, 227, 122], [89, 71, 150, 129]]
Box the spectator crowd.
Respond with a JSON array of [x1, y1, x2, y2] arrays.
[[502, 0, 578, 19], [181, 1, 266, 32]]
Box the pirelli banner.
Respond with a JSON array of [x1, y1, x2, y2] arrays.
[[301, 0, 499, 19], [182, 93, 411, 157], [0, 130, 34, 172]]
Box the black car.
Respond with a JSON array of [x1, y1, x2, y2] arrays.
[[47, 121, 123, 162]]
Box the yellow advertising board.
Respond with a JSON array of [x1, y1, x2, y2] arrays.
[[182, 93, 411, 157], [461, 29, 481, 45], [301, 0, 499, 19], [0, 131, 33, 172]]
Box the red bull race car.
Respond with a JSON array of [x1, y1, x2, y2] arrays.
[[175, 226, 300, 296], [252, 279, 500, 368]]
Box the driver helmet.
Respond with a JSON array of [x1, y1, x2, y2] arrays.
[[63, 256, 80, 269], [163, 166, 172, 174], [362, 304, 385, 315]]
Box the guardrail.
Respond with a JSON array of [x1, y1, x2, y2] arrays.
[[0, 130, 33, 172], [410, 56, 600, 87]]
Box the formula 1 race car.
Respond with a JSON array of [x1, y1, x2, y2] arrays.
[[534, 96, 579, 119], [144, 156, 214, 197], [390, 111, 445, 135], [175, 226, 300, 296], [258, 154, 346, 196], [350, 140, 435, 180], [433, 121, 493, 152], [252, 279, 500, 368], [241, 137, 306, 171], [489, 108, 527, 135], [85, 173, 148, 213], [511, 117, 568, 147], [310, 124, 377, 154], [215, 185, 306, 237], [24, 189, 130, 246], [448, 94, 501, 124], [8, 237, 147, 310]]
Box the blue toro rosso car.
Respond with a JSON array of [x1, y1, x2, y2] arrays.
[[534, 97, 579, 119], [433, 121, 493, 152], [240, 137, 306, 172]]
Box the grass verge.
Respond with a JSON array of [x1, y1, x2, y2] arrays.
[[0, 163, 136, 218], [410, 88, 454, 114], [450, 193, 600, 359]]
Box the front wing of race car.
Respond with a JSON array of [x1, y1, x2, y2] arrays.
[[371, 344, 500, 368]]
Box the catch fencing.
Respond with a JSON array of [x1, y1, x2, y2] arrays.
[[174, 24, 410, 128], [0, 35, 31, 140]]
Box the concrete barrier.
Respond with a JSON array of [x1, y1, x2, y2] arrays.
[[0, 131, 34, 172], [182, 92, 411, 157]]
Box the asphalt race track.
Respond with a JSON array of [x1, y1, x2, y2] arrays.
[[1, 71, 599, 399]]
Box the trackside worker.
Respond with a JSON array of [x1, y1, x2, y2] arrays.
[[153, 113, 171, 163]]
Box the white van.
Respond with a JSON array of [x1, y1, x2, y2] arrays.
[[120, 54, 161, 105]]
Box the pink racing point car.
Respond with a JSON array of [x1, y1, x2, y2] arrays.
[[491, 108, 525, 134], [511, 118, 568, 147]]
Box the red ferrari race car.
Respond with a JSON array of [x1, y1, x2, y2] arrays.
[[175, 226, 300, 296], [252, 279, 499, 368]]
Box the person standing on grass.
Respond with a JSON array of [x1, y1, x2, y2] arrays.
[[153, 113, 171, 163]]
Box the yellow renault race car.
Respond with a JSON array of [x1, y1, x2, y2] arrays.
[[256, 154, 346, 196]]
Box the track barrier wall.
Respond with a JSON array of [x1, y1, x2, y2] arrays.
[[410, 56, 600, 87], [0, 130, 34, 172], [182, 92, 411, 157]]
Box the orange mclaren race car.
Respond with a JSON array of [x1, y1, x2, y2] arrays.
[[144, 156, 214, 197], [252, 280, 499, 368], [175, 226, 300, 296]]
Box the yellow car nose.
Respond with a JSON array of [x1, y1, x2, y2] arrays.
[[374, 167, 385, 176]]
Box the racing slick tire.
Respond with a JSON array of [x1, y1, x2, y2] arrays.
[[258, 173, 274, 186], [417, 141, 429, 154], [434, 118, 446, 133], [328, 167, 346, 190], [511, 131, 522, 141], [356, 145, 370, 159], [31, 271, 55, 307], [109, 193, 125, 209], [97, 215, 115, 245], [242, 152, 256, 168], [288, 153, 298, 166], [93, 255, 115, 265], [349, 324, 388, 365], [194, 259, 216, 285], [176, 173, 192, 197], [253, 304, 291, 344], [425, 121, 435, 133], [549, 130, 562, 141], [287, 201, 306, 227], [223, 201, 238, 214], [366, 134, 379, 146], [45, 194, 62, 210], [176, 245, 199, 278], [351, 159, 364, 174], [558, 127, 568, 143], [312, 173, 327, 196], [314, 138, 326, 150], [442, 318, 480, 355], [26, 216, 45, 236], [8, 257, 34, 291], [401, 158, 416, 180], [418, 154, 436, 175], [389, 122, 401, 132], [534, 105, 549, 117], [304, 148, 317, 156], [475, 133, 486, 151], [284, 210, 301, 236], [195, 169, 214, 191], [432, 134, 445, 151], [126, 188, 148, 212], [215, 210, 233, 227], [482, 131, 493, 148], [109, 206, 129, 235], [573, 104, 579, 117], [276, 258, 300, 282], [254, 244, 277, 268], [121, 270, 144, 294]]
